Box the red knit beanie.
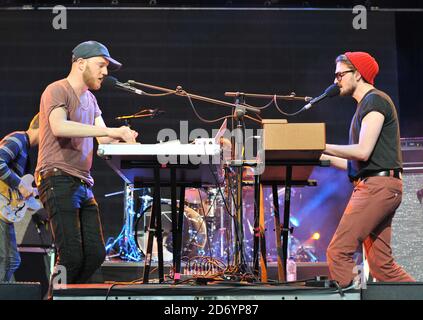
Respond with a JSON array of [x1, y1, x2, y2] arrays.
[[344, 52, 379, 85]]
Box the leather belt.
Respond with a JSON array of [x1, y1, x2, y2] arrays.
[[40, 168, 87, 185], [40, 168, 72, 180], [360, 169, 402, 179], [353, 169, 402, 186]]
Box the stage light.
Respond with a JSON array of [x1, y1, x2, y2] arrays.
[[289, 216, 300, 227], [311, 232, 320, 240]]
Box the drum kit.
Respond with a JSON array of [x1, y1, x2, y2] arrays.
[[105, 166, 311, 264], [134, 187, 228, 262]]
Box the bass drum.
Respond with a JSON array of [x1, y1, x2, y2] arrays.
[[135, 202, 207, 261]]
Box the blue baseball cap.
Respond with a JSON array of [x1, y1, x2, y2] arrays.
[[72, 40, 122, 71]]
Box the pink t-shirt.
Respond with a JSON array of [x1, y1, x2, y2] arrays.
[[35, 79, 102, 186]]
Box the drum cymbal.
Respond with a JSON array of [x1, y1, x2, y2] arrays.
[[185, 188, 208, 205]]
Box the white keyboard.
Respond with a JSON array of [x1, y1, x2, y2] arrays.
[[97, 141, 224, 186], [97, 140, 221, 157]]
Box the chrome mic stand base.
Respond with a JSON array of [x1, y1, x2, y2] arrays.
[[105, 183, 143, 262]]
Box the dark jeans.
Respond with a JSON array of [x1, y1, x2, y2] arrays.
[[38, 175, 105, 284], [0, 219, 21, 281]]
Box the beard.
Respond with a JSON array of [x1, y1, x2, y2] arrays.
[[82, 65, 101, 90], [339, 84, 355, 97]]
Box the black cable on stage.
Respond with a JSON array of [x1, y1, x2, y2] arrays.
[[105, 283, 119, 300], [207, 159, 258, 282]]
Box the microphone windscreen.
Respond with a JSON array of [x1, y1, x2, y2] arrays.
[[102, 76, 118, 89], [324, 83, 341, 97]]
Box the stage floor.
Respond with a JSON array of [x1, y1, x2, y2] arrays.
[[52, 282, 361, 300], [97, 260, 331, 284], [51, 259, 423, 300]]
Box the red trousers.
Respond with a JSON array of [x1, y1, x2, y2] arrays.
[[327, 176, 415, 287]]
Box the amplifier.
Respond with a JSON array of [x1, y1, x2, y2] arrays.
[[391, 137, 423, 281], [14, 247, 55, 299], [14, 208, 53, 247], [401, 137, 423, 172]]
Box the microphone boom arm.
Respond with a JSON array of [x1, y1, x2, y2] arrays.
[[127, 80, 261, 114], [225, 91, 312, 102]]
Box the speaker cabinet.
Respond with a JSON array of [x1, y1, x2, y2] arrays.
[[363, 282, 423, 300], [0, 282, 42, 300], [14, 208, 53, 247], [14, 247, 54, 299], [392, 140, 423, 281]]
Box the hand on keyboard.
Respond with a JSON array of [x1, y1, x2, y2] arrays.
[[107, 126, 138, 143]]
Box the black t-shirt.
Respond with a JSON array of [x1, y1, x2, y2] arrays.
[[348, 89, 402, 180]]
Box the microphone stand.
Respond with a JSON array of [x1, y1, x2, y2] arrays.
[[128, 80, 261, 275], [105, 109, 159, 262], [225, 91, 312, 102], [225, 92, 313, 278], [232, 95, 247, 273]]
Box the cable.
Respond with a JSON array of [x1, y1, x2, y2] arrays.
[[184, 92, 234, 123], [33, 217, 50, 255], [207, 160, 258, 282], [137, 90, 177, 98], [332, 280, 349, 298], [242, 99, 274, 111], [207, 163, 238, 268], [105, 283, 119, 300], [208, 164, 234, 219], [273, 95, 306, 116]]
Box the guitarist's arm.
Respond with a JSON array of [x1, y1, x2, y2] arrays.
[[0, 137, 33, 199]]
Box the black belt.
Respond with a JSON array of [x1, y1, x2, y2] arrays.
[[359, 169, 402, 180], [40, 168, 88, 185]]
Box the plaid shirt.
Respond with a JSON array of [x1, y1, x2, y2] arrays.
[[0, 131, 30, 189]]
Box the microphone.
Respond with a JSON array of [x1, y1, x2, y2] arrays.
[[136, 108, 165, 117], [138, 108, 165, 117], [303, 84, 340, 110], [115, 108, 165, 120], [102, 76, 144, 95]]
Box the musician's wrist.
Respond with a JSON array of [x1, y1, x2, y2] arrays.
[[105, 127, 113, 137]]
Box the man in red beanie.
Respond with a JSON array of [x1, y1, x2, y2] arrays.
[[321, 51, 415, 287]]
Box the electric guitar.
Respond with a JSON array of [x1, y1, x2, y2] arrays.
[[0, 174, 43, 223]]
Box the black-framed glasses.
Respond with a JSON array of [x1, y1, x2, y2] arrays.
[[335, 70, 354, 81]]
